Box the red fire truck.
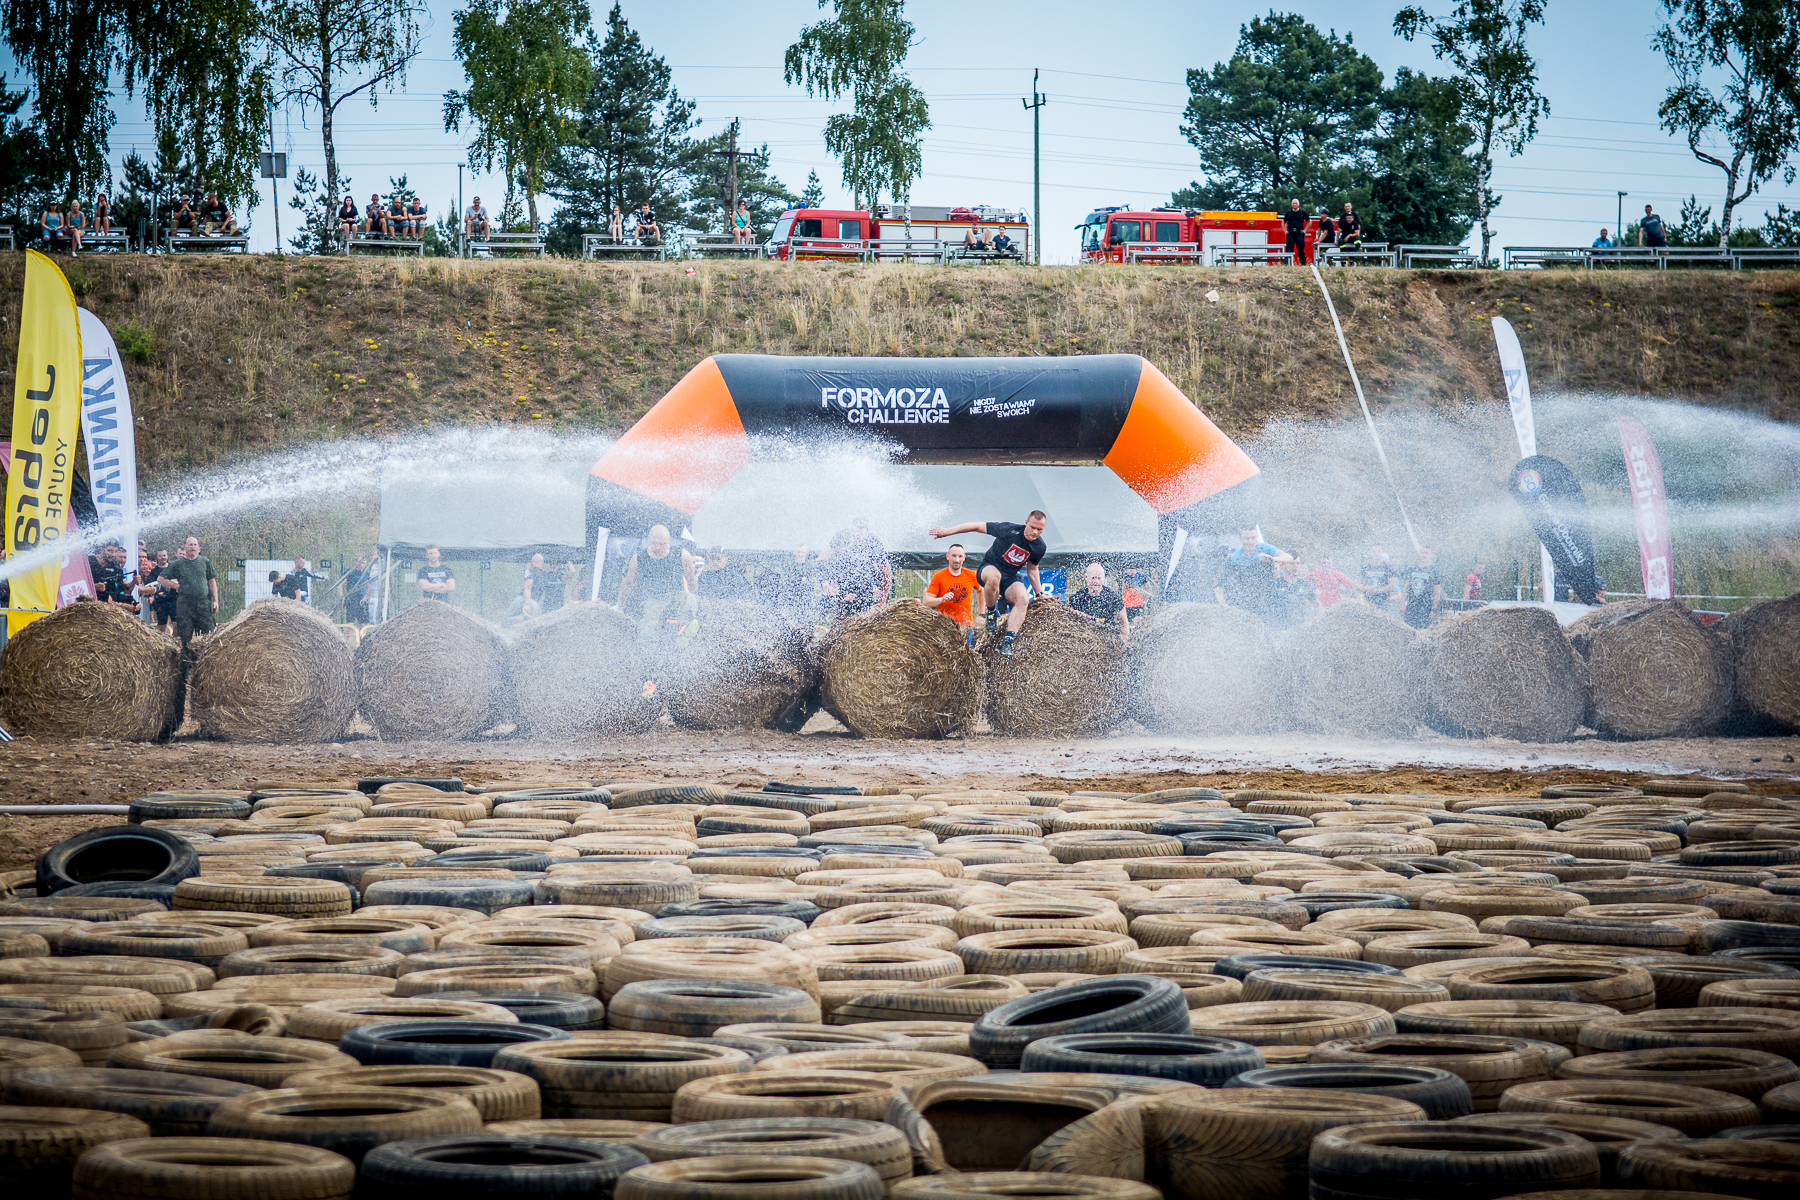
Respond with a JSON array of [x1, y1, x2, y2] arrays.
[[766, 204, 1031, 262], [1076, 207, 1320, 266]]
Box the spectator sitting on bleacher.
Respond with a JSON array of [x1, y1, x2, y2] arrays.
[[405, 197, 426, 239], [962, 226, 989, 251], [1316, 208, 1337, 251], [67, 200, 88, 250], [41, 203, 74, 253], [608, 204, 624, 242], [363, 195, 388, 237], [1593, 228, 1613, 249], [173, 198, 198, 236], [991, 229, 1015, 255], [636, 202, 660, 246], [465, 197, 490, 241], [337, 195, 358, 247], [388, 195, 407, 238], [201, 193, 237, 235], [94, 193, 112, 232], [1338, 202, 1363, 247], [733, 201, 751, 245]]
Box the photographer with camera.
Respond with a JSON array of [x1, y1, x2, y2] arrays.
[[271, 556, 327, 602]]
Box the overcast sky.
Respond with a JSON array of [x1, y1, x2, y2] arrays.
[[17, 0, 1800, 261]]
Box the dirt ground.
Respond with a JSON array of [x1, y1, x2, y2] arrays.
[[0, 720, 1795, 872]]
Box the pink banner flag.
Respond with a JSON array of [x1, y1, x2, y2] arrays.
[[1616, 417, 1673, 600]]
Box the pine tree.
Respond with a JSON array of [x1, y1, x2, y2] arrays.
[[801, 169, 825, 208], [544, 3, 701, 232]]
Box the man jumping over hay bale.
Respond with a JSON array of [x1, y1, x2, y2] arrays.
[[928, 510, 1048, 659]]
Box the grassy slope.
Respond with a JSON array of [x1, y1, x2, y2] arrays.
[[1, 255, 1796, 487]]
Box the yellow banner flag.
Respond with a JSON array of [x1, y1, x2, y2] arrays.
[[7, 251, 83, 636]]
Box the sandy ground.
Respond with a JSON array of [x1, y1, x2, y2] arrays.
[[0, 718, 1794, 872]]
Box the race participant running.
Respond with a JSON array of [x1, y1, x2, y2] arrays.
[[616, 524, 697, 698], [921, 542, 979, 639], [928, 510, 1048, 659]]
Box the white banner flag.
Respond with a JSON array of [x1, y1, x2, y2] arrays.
[[1493, 317, 1555, 601], [75, 309, 140, 569]]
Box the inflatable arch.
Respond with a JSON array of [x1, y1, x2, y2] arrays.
[[586, 353, 1260, 593]]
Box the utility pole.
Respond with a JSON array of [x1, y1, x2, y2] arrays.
[[1022, 70, 1046, 265], [1617, 191, 1628, 246], [268, 112, 282, 253], [458, 164, 466, 258], [711, 119, 768, 236]]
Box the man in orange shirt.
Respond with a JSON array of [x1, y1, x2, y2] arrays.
[[921, 543, 978, 635]]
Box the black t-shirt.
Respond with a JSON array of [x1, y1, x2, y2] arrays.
[[419, 564, 454, 600], [1641, 213, 1666, 246], [1338, 212, 1363, 239], [1404, 565, 1441, 616], [522, 565, 555, 607], [1316, 216, 1337, 243], [1361, 562, 1396, 604], [1069, 587, 1124, 623], [272, 574, 306, 600], [1281, 209, 1307, 239], [829, 529, 890, 602], [981, 522, 1047, 573], [629, 549, 686, 616], [338, 200, 357, 221], [203, 201, 227, 222]]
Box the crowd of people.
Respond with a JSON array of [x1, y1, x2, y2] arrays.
[[1281, 199, 1366, 265], [81, 537, 220, 651], [340, 192, 429, 245], [1209, 528, 1491, 630]]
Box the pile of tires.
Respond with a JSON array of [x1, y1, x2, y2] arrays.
[[0, 774, 1796, 1199]]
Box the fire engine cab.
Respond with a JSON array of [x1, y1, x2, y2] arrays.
[[1077, 207, 1319, 266], [767, 204, 1031, 262]]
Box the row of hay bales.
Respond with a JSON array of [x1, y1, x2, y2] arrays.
[[1, 590, 1795, 744]]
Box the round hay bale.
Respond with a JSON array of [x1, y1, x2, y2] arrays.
[[664, 599, 817, 731], [978, 599, 1126, 737], [1280, 603, 1426, 737], [355, 600, 512, 740], [1128, 602, 1279, 734], [1568, 599, 1733, 739], [1425, 605, 1588, 742], [507, 602, 655, 736], [818, 599, 980, 739], [1721, 593, 1800, 732], [190, 598, 356, 742], [0, 600, 183, 740]]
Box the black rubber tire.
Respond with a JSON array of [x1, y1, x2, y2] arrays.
[[72, 1135, 357, 1200], [56, 882, 179, 904], [424, 850, 556, 873], [431, 992, 607, 1030], [1178, 832, 1288, 854], [1449, 1111, 1687, 1184], [1717, 1126, 1800, 1144], [1716, 947, 1800, 970], [886, 1174, 1159, 1199], [1701, 921, 1800, 952], [1618, 956, 1800, 1009], [1212, 954, 1404, 981], [1615, 1137, 1800, 1200], [1554, 1046, 1799, 1100], [691, 1037, 791, 1064], [1758, 1080, 1800, 1123], [966, 975, 1189, 1069], [203, 1087, 485, 1163], [128, 795, 253, 822], [631, 1117, 910, 1182], [1153, 818, 1277, 837], [486, 787, 610, 804], [634, 916, 807, 943], [1019, 1032, 1264, 1085], [3, 1066, 261, 1136], [1225, 1063, 1475, 1119], [358, 777, 465, 793], [37, 826, 199, 895], [360, 879, 537, 915], [1288, 893, 1410, 918], [1309, 1119, 1602, 1200], [263, 864, 372, 891], [613, 1155, 885, 1200], [1542, 785, 1643, 800], [341, 1020, 572, 1067], [606, 981, 819, 1039], [359, 1132, 648, 1200], [657, 899, 821, 924], [686, 847, 824, 860]]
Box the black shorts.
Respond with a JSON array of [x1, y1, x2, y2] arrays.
[[981, 560, 1028, 596]]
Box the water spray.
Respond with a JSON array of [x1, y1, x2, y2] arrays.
[[1310, 264, 1421, 554]]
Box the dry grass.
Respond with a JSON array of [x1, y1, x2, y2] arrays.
[[1, 257, 1796, 487]]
